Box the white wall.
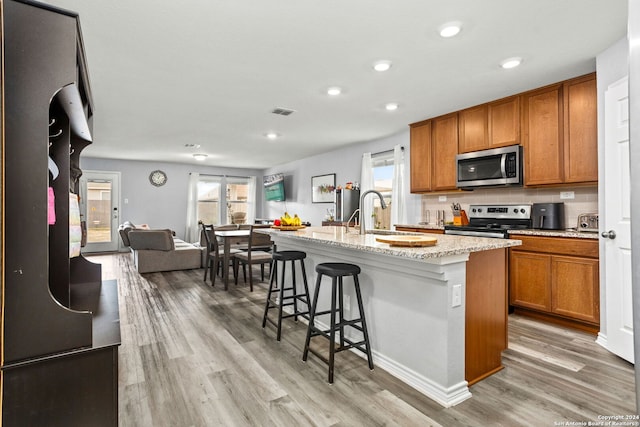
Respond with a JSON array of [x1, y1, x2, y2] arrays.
[[262, 130, 423, 226]]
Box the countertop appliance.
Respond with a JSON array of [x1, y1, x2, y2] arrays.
[[444, 204, 532, 238], [456, 145, 523, 189], [531, 202, 565, 230], [577, 213, 599, 232]]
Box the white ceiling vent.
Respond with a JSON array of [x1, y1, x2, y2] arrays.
[[271, 107, 296, 116]]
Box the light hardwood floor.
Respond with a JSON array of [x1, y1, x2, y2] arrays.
[[90, 253, 637, 426]]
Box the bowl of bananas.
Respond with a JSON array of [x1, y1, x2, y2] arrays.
[[271, 212, 306, 230]]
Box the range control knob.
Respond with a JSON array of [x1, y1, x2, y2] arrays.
[[513, 208, 519, 214], [580, 222, 589, 229], [520, 208, 526, 214]]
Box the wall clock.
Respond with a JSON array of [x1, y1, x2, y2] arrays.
[[149, 170, 167, 187]]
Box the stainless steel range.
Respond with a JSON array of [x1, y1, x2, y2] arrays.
[[444, 204, 532, 238]]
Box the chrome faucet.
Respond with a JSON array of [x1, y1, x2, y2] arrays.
[[345, 208, 360, 233], [359, 190, 387, 234]]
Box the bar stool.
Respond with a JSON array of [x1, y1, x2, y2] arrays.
[[302, 262, 374, 383], [261, 250, 311, 341]]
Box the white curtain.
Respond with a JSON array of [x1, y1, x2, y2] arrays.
[[360, 152, 374, 230], [185, 172, 200, 243], [247, 176, 257, 223], [391, 144, 407, 227]]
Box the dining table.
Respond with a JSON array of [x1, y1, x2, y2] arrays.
[[214, 229, 250, 290]]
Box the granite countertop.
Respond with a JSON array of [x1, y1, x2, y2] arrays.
[[395, 224, 599, 240], [260, 226, 520, 260], [507, 229, 599, 239]]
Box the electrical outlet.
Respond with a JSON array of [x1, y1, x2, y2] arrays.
[[452, 284, 462, 307], [124, 198, 129, 204], [560, 191, 575, 200], [438, 195, 447, 202]]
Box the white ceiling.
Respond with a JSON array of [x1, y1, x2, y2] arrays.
[[48, 0, 627, 169]]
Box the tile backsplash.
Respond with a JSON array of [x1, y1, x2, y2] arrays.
[[420, 186, 598, 230]]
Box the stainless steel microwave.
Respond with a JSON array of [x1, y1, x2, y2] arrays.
[[456, 145, 523, 189]]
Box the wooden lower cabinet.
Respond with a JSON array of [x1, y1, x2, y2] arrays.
[[552, 255, 599, 323], [510, 251, 551, 311], [509, 235, 599, 331]]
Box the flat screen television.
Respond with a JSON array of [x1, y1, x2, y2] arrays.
[[264, 173, 285, 202]]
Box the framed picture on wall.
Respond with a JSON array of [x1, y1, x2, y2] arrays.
[[311, 173, 336, 203]]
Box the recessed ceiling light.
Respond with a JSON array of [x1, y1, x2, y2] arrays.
[[327, 86, 342, 96], [373, 61, 392, 72], [439, 22, 462, 38], [193, 153, 208, 161], [385, 103, 399, 111], [500, 57, 522, 69], [266, 132, 279, 140]]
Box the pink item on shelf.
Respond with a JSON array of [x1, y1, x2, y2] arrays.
[[48, 187, 56, 225], [69, 193, 82, 257]]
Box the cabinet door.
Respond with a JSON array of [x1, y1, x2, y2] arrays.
[[522, 84, 564, 185], [409, 121, 432, 192], [563, 74, 598, 183], [552, 255, 599, 323], [509, 250, 552, 311], [458, 105, 488, 153], [431, 113, 458, 191], [488, 96, 520, 148]]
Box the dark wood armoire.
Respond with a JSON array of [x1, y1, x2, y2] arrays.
[[1, 1, 120, 425]]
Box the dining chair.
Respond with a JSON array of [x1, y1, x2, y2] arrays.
[[233, 225, 274, 291], [201, 223, 241, 285]]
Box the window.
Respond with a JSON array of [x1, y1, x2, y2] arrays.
[[226, 176, 253, 224], [197, 176, 222, 225], [372, 151, 394, 230], [194, 175, 256, 226]]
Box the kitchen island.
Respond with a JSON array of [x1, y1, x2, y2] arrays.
[[259, 226, 521, 407]]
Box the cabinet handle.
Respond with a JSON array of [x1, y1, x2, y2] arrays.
[[601, 230, 616, 239]]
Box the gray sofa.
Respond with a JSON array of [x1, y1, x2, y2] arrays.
[[119, 222, 202, 273]]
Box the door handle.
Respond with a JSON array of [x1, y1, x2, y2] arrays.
[[601, 230, 616, 239]]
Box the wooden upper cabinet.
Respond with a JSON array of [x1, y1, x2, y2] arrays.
[[522, 83, 564, 185], [408, 73, 596, 193], [564, 73, 598, 183], [431, 113, 459, 191], [459, 96, 519, 154], [488, 95, 520, 148], [410, 120, 432, 192], [458, 105, 488, 153]]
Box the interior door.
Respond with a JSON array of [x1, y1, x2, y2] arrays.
[[600, 76, 634, 363], [79, 170, 121, 253]]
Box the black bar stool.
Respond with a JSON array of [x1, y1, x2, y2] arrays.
[[261, 250, 311, 341], [302, 262, 374, 383]]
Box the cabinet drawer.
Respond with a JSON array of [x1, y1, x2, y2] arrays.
[[510, 235, 598, 258]]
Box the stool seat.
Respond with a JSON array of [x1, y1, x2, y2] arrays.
[[262, 250, 311, 341], [315, 262, 360, 277], [303, 262, 373, 383], [272, 250, 307, 262]]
